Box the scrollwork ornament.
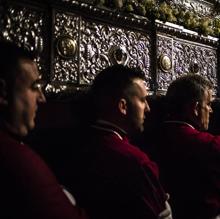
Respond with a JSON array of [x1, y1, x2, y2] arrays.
[[173, 40, 217, 94], [79, 19, 151, 86]]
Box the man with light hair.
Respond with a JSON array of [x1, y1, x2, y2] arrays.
[[155, 74, 220, 219]]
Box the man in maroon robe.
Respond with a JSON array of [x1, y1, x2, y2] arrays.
[[67, 65, 172, 219], [155, 74, 220, 219], [0, 40, 88, 219]]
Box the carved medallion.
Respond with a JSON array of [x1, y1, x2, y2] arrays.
[[189, 60, 200, 74], [159, 54, 172, 72], [109, 45, 128, 65], [56, 36, 77, 59]]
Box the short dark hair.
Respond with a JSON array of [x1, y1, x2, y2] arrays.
[[90, 64, 146, 114], [166, 74, 213, 114], [0, 40, 34, 89]]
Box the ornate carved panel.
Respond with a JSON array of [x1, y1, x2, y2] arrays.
[[0, 3, 47, 76], [157, 35, 173, 93], [173, 40, 217, 89], [157, 34, 218, 94], [79, 19, 151, 86], [0, 0, 219, 96], [53, 11, 80, 83]]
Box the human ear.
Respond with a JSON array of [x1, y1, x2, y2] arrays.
[[118, 98, 127, 115], [0, 79, 8, 106], [193, 101, 199, 117]]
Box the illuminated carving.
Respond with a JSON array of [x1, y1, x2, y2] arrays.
[[109, 45, 128, 65], [159, 54, 172, 73], [56, 36, 77, 59]]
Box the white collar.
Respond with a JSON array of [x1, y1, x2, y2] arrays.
[[96, 119, 127, 135], [91, 119, 127, 140], [164, 120, 195, 129]]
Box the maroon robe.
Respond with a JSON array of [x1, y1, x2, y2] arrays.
[[0, 130, 88, 219], [68, 122, 167, 219], [155, 121, 220, 219]]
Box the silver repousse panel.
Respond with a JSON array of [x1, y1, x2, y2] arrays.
[[79, 19, 151, 86], [0, 5, 45, 74], [157, 35, 173, 92], [53, 11, 79, 83], [157, 34, 217, 93], [173, 40, 217, 88]]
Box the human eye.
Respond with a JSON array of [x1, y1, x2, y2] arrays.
[[31, 79, 46, 91], [139, 97, 146, 102]]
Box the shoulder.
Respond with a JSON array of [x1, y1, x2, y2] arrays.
[[0, 130, 57, 185], [102, 135, 160, 177], [158, 123, 220, 155]]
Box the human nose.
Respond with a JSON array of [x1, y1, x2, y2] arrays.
[[209, 105, 213, 113], [38, 89, 46, 103], [145, 100, 150, 113]]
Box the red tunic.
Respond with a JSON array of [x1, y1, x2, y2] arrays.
[[155, 122, 220, 219], [69, 123, 167, 219], [0, 130, 88, 219]]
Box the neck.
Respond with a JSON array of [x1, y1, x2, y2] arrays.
[[2, 120, 27, 137], [0, 122, 24, 142]]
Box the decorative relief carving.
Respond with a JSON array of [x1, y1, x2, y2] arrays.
[[173, 40, 217, 93], [0, 5, 45, 74], [79, 19, 151, 86], [56, 36, 77, 59], [189, 59, 200, 73], [157, 35, 173, 93], [109, 45, 128, 65], [0, 1, 218, 96], [53, 12, 79, 83], [157, 34, 217, 94], [159, 54, 172, 73]]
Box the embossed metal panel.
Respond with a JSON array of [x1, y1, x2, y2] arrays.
[[52, 10, 151, 88], [0, 2, 48, 77], [157, 33, 218, 94], [79, 19, 151, 86], [0, 0, 219, 96], [53, 11, 79, 83]]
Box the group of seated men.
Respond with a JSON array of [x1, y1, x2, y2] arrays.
[[0, 40, 220, 219]]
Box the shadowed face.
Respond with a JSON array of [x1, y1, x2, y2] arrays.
[[126, 78, 150, 134], [7, 59, 46, 136]]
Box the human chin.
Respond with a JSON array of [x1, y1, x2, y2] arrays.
[[136, 123, 144, 133], [140, 124, 144, 132], [203, 123, 209, 131], [27, 119, 35, 131], [200, 122, 208, 131]]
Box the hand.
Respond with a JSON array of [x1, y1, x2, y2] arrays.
[[158, 193, 172, 219]]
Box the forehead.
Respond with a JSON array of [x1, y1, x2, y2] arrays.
[[132, 78, 148, 96], [17, 59, 39, 82], [203, 88, 213, 101]]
